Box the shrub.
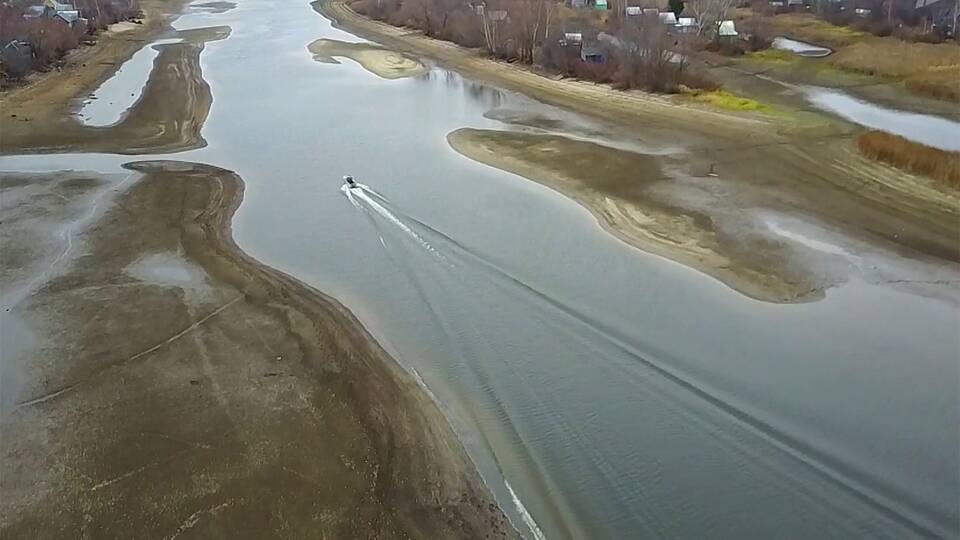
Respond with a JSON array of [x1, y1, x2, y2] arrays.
[[856, 131, 960, 188], [894, 27, 946, 44], [690, 89, 770, 111], [867, 21, 893, 37], [740, 16, 774, 51]]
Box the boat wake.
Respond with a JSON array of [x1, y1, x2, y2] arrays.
[[341, 184, 950, 539]]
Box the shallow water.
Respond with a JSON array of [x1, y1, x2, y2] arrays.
[[804, 87, 960, 151], [1, 1, 958, 538], [76, 39, 182, 126], [772, 36, 832, 57]]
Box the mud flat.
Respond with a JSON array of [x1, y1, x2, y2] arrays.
[[448, 128, 828, 302], [309, 38, 428, 79], [0, 26, 229, 155], [0, 162, 517, 538]]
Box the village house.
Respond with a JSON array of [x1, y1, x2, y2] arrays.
[[915, 0, 957, 36], [21, 0, 89, 29], [717, 19, 738, 41], [580, 41, 606, 62], [675, 16, 697, 32], [1, 40, 33, 78]]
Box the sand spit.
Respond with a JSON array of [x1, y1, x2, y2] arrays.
[[308, 38, 428, 79], [448, 128, 831, 302]]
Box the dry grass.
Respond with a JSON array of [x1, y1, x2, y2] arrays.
[[856, 131, 960, 188], [831, 41, 960, 102], [746, 48, 796, 64]]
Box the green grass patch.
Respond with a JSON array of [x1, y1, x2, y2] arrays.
[[691, 90, 771, 112]]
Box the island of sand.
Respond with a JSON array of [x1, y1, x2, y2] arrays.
[[309, 38, 428, 79]]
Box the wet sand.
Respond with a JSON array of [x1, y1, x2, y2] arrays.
[[0, 162, 517, 538], [448, 128, 826, 302], [309, 38, 428, 79]]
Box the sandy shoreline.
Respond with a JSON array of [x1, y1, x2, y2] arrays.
[[309, 38, 428, 79], [0, 162, 517, 537]]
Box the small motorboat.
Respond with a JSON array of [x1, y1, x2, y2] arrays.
[[343, 175, 358, 189]]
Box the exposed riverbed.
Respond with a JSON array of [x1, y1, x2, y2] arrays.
[[1, 0, 958, 539]]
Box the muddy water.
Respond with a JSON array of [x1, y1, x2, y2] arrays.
[[1, 0, 958, 538]]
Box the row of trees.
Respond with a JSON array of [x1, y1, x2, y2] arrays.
[[351, 0, 722, 91]]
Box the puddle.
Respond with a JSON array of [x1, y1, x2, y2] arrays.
[[763, 215, 854, 258], [125, 251, 211, 295], [772, 37, 832, 57], [76, 38, 183, 127], [804, 87, 960, 151]]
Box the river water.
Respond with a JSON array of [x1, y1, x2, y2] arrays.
[[2, 0, 958, 538]]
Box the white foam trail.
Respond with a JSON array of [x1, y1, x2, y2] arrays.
[[341, 184, 361, 208], [349, 187, 448, 264], [355, 182, 389, 202], [505, 480, 547, 540]]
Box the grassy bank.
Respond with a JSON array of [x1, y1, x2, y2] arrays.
[[830, 41, 960, 102], [769, 13, 868, 47], [856, 131, 960, 188]]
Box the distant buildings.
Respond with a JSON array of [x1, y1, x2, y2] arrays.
[[19, 0, 89, 29], [915, 0, 957, 36]]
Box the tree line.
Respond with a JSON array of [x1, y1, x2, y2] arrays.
[[350, 0, 731, 92], [1, 0, 139, 82]]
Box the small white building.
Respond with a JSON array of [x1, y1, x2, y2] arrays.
[[718, 20, 738, 36], [675, 16, 697, 32], [23, 5, 45, 18], [658, 12, 677, 24]]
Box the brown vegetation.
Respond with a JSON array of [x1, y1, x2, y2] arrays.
[[0, 0, 138, 82], [349, 0, 716, 92], [856, 131, 960, 188], [830, 40, 960, 101]]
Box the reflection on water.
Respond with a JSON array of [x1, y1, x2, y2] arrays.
[[804, 87, 960, 151], [418, 69, 505, 109]]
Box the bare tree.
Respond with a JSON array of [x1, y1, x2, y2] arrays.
[[503, 0, 555, 63], [686, 0, 735, 36]]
